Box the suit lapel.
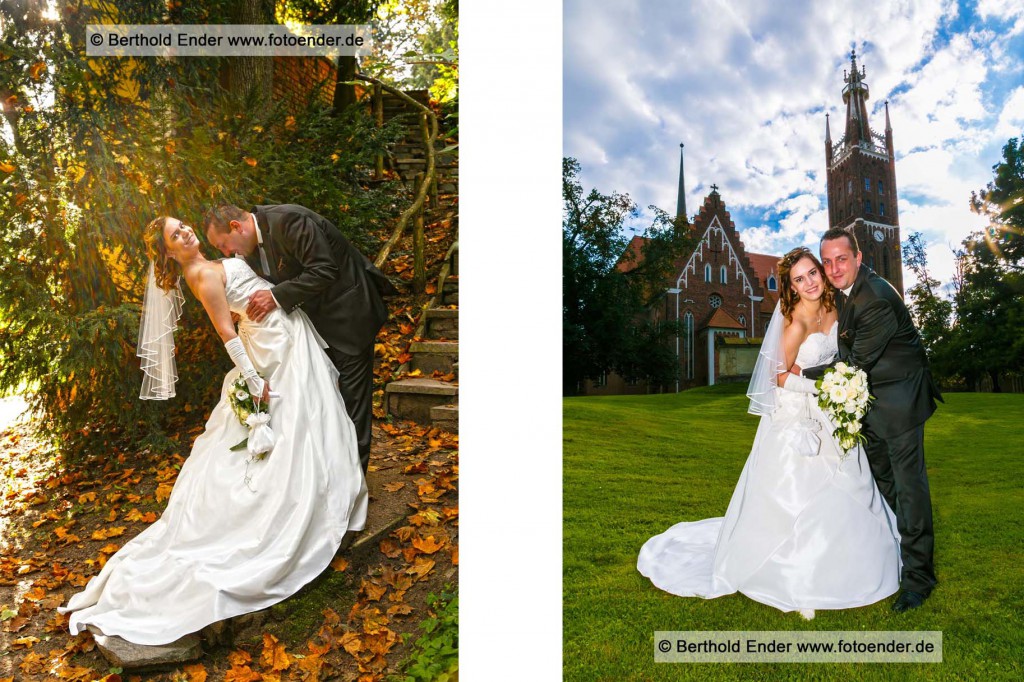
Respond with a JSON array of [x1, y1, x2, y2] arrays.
[[836, 264, 869, 359], [253, 208, 281, 283]]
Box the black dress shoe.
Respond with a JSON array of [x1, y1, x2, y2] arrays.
[[891, 590, 927, 613]]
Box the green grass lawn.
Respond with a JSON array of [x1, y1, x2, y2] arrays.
[[564, 384, 1024, 681]]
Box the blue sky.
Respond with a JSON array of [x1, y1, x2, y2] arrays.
[[563, 0, 1024, 292]]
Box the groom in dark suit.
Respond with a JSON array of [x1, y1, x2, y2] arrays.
[[803, 227, 942, 613], [204, 203, 397, 474]]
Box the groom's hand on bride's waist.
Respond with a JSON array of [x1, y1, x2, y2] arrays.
[[801, 364, 830, 381], [247, 291, 279, 322]]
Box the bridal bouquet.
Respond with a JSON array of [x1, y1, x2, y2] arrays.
[[815, 362, 873, 459], [228, 373, 275, 459]]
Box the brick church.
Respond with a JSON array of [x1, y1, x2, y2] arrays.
[[584, 49, 904, 395]]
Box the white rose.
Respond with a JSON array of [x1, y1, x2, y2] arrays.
[[848, 420, 862, 434], [235, 390, 249, 401], [835, 361, 849, 373], [845, 400, 857, 414], [829, 386, 846, 404]]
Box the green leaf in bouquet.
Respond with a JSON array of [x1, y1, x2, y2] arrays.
[[230, 438, 249, 452]]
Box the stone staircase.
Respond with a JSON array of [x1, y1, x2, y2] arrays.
[[385, 236, 459, 432], [379, 90, 458, 196]]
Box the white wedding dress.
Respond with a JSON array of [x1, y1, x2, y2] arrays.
[[61, 257, 368, 644], [637, 322, 901, 612]]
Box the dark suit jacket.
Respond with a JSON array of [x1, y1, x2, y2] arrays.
[[834, 264, 942, 438], [247, 204, 397, 356]]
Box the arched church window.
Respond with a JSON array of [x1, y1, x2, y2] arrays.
[[683, 311, 694, 380], [720, 265, 727, 284], [878, 179, 885, 195], [865, 199, 872, 214], [709, 294, 722, 309], [879, 202, 885, 216], [705, 264, 711, 282], [738, 314, 746, 327], [767, 275, 777, 291], [864, 177, 871, 191], [847, 179, 853, 194]]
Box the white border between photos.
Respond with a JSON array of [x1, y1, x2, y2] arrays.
[[461, 0, 562, 679]]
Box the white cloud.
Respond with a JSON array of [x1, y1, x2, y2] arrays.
[[564, 0, 1020, 292], [994, 86, 1024, 139]]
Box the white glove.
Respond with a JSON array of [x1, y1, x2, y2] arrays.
[[224, 337, 266, 398], [782, 373, 818, 395]]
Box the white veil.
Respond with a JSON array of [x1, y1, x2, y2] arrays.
[[746, 302, 787, 416], [137, 261, 184, 400]]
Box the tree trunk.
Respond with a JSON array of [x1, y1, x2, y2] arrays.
[[990, 370, 1002, 393], [332, 56, 358, 112], [225, 0, 275, 103]]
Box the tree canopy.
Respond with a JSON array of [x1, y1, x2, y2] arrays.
[[562, 157, 693, 394], [905, 135, 1024, 391], [0, 0, 407, 456]]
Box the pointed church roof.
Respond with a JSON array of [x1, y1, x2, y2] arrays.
[[705, 308, 745, 330], [616, 235, 647, 273], [676, 143, 687, 221], [842, 48, 873, 144]]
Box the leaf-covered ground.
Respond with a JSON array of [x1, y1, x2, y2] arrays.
[[0, 407, 458, 682]]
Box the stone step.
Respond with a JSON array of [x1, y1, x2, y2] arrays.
[[425, 308, 459, 340], [441, 276, 459, 305], [91, 629, 203, 669], [385, 378, 459, 423], [410, 340, 459, 374], [430, 404, 458, 433]]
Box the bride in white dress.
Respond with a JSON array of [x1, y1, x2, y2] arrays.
[[637, 247, 901, 618], [60, 217, 368, 644]]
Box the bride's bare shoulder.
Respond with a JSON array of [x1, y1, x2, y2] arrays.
[[183, 261, 226, 292], [783, 315, 807, 337]]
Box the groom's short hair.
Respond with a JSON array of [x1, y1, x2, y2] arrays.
[[820, 227, 859, 255], [204, 204, 249, 234]]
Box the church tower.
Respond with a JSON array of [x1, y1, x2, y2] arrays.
[[825, 49, 903, 294]]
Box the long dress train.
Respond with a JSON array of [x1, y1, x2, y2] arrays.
[[637, 322, 901, 611], [61, 257, 368, 644]]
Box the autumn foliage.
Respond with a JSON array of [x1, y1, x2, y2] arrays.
[[0, 1, 406, 459]]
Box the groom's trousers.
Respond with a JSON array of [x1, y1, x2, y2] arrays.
[[863, 423, 937, 596], [326, 342, 375, 475]]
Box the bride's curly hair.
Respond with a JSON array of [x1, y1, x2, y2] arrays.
[[778, 246, 835, 321], [143, 216, 182, 292]]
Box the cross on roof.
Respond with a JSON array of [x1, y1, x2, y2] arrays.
[[710, 183, 719, 193]]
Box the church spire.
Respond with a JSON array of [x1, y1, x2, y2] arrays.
[[842, 48, 872, 144], [676, 143, 687, 222], [824, 48, 904, 296], [825, 113, 832, 143]]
